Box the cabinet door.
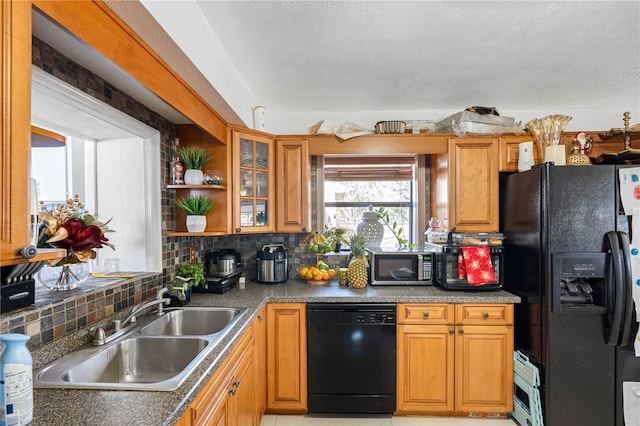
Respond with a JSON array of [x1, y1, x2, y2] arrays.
[[228, 348, 255, 426], [396, 324, 455, 414], [266, 303, 307, 413], [275, 138, 310, 233], [1, 1, 33, 264], [455, 325, 514, 414], [254, 308, 267, 421], [499, 135, 540, 172], [232, 129, 275, 233], [448, 138, 499, 232]]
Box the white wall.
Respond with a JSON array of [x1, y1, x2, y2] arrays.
[[140, 0, 256, 127]]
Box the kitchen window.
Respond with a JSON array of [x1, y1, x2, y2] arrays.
[[31, 67, 162, 273], [319, 155, 423, 247]]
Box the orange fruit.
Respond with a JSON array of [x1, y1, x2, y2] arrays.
[[314, 274, 323, 281], [328, 269, 336, 278], [322, 272, 329, 280]]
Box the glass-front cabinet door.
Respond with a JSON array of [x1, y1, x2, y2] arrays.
[[232, 128, 275, 233]]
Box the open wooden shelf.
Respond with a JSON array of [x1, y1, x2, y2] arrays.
[[164, 231, 228, 237], [166, 184, 227, 190]]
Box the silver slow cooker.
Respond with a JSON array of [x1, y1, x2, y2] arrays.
[[256, 244, 289, 284]]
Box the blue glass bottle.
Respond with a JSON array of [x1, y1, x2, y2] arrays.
[[0, 334, 32, 426]]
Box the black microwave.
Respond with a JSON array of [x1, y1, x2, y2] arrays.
[[368, 248, 434, 286], [428, 243, 504, 291]]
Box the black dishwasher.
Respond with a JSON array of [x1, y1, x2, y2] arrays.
[[307, 303, 396, 414]]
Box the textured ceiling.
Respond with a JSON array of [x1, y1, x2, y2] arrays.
[[32, 1, 640, 132], [197, 1, 639, 112]]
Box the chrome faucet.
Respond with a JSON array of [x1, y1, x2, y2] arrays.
[[89, 288, 169, 346], [114, 288, 170, 331]]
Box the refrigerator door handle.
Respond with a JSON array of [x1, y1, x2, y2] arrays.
[[617, 231, 634, 347], [605, 231, 625, 346]]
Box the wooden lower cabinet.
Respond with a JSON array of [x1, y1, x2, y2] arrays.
[[177, 316, 257, 426], [266, 303, 307, 413], [396, 303, 514, 416], [397, 324, 455, 413], [254, 307, 267, 419]]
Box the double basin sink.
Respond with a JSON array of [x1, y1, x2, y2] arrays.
[[34, 306, 247, 391]]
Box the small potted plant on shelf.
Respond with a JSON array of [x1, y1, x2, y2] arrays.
[[176, 195, 215, 232], [179, 146, 211, 185]]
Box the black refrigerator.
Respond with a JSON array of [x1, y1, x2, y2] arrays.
[[503, 163, 640, 426]]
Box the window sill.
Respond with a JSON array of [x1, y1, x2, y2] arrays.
[[33, 272, 158, 308]]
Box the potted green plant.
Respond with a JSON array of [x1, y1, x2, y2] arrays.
[[176, 195, 215, 232], [324, 226, 348, 252], [376, 206, 416, 249], [179, 146, 211, 185], [176, 262, 205, 288], [170, 261, 205, 305]]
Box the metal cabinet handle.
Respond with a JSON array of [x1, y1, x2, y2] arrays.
[[229, 380, 241, 395], [258, 314, 263, 320], [483, 312, 490, 319], [449, 329, 455, 335], [458, 328, 464, 334], [423, 312, 430, 319], [236, 227, 241, 233]]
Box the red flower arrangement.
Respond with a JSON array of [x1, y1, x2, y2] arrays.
[[38, 195, 115, 265]]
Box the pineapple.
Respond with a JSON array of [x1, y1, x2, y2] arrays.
[[347, 235, 369, 288]]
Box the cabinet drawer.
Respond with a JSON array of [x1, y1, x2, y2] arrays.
[[499, 137, 540, 172], [455, 304, 513, 325], [397, 304, 453, 325]]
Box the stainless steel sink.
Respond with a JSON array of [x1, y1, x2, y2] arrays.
[[139, 307, 243, 336], [62, 337, 208, 384], [34, 306, 247, 391]]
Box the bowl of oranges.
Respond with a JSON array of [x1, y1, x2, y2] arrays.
[[297, 260, 336, 285]]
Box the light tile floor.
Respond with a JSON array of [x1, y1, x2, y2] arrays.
[[261, 414, 518, 425]]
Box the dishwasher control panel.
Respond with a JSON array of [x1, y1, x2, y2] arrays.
[[356, 312, 395, 324]]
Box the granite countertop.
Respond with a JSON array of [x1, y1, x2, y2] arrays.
[[31, 279, 520, 426]]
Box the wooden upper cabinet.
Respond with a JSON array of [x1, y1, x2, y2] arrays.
[[0, 2, 63, 266], [499, 134, 539, 172], [231, 128, 276, 234], [1, 1, 31, 265], [275, 138, 310, 233], [446, 137, 499, 232], [168, 124, 231, 236]]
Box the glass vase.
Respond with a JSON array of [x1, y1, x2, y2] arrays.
[[526, 114, 572, 163], [36, 263, 90, 291]]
